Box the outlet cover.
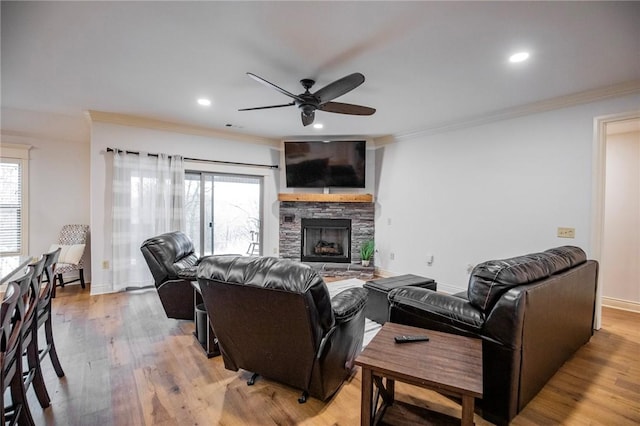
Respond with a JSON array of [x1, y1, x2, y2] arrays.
[[102, 260, 110, 269], [557, 227, 576, 238]]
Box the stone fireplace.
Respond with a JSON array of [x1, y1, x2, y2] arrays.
[[279, 194, 374, 278]]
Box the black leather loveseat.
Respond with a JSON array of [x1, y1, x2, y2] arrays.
[[388, 246, 598, 425], [140, 231, 199, 320], [197, 255, 367, 402]]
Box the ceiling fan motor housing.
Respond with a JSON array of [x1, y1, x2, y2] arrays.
[[295, 90, 320, 116], [298, 101, 318, 116]]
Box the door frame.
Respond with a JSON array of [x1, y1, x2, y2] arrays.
[[591, 109, 640, 328]]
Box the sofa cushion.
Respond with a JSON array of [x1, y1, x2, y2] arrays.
[[543, 246, 587, 274], [174, 254, 198, 274], [468, 253, 552, 312], [175, 263, 198, 280]]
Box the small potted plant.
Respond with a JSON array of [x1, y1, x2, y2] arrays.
[[360, 240, 374, 267]]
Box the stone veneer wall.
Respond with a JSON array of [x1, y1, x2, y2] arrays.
[[279, 201, 375, 265]]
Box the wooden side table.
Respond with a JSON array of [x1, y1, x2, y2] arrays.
[[355, 322, 482, 426]]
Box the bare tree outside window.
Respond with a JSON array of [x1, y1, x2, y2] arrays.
[[184, 172, 262, 257]]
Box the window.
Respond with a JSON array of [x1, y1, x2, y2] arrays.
[[184, 171, 262, 257], [0, 144, 30, 256]]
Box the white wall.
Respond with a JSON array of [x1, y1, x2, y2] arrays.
[[602, 130, 640, 304], [89, 122, 281, 294], [1, 108, 91, 281], [374, 94, 640, 296]]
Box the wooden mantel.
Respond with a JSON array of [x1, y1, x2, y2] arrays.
[[278, 193, 373, 203]]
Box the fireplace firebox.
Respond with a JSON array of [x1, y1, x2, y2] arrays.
[[301, 218, 351, 263]]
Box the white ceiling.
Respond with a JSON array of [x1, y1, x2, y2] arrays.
[[2, 1, 640, 141]]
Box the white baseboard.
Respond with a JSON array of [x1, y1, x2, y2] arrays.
[[601, 296, 640, 313], [373, 267, 394, 278], [88, 282, 113, 295]]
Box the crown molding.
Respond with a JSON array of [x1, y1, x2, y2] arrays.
[[87, 110, 280, 147], [390, 79, 640, 144], [87, 80, 640, 149]]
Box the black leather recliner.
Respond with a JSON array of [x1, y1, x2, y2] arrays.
[[140, 231, 199, 320], [388, 246, 598, 425], [197, 255, 367, 402]]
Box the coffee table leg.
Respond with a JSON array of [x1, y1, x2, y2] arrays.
[[461, 394, 475, 426], [361, 367, 373, 426]]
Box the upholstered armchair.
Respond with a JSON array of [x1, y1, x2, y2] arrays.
[[51, 224, 89, 296], [197, 255, 367, 402], [140, 231, 199, 320]]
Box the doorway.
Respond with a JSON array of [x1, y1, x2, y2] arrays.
[[592, 111, 640, 328], [184, 172, 263, 257]]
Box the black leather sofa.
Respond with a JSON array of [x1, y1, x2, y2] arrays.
[[140, 231, 199, 320], [388, 246, 598, 425], [197, 255, 367, 402]]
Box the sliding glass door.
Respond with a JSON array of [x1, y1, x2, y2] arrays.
[[184, 172, 262, 257]]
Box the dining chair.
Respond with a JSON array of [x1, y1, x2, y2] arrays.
[[51, 224, 89, 297], [1, 275, 36, 426], [21, 256, 51, 408], [39, 248, 65, 378]]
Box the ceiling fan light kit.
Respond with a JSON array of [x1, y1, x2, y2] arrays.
[[239, 72, 376, 126]]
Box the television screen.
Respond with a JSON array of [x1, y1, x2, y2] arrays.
[[284, 140, 366, 188]]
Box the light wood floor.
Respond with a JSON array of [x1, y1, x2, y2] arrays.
[[26, 284, 639, 425]]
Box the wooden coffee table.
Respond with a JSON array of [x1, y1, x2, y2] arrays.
[[355, 322, 482, 426]]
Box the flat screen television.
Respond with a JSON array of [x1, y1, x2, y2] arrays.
[[284, 140, 366, 188]]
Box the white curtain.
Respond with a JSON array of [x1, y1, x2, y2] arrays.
[[111, 150, 184, 291]]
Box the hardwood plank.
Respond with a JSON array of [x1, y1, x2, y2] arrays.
[[27, 286, 640, 425]]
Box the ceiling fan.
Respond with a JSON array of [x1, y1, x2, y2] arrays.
[[239, 72, 376, 126]]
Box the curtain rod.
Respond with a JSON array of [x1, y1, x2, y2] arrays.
[[106, 147, 279, 169]]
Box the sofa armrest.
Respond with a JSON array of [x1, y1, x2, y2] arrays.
[[155, 278, 196, 320], [388, 287, 485, 335], [176, 265, 197, 281], [331, 287, 367, 323]]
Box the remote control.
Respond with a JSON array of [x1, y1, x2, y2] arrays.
[[394, 335, 430, 344]]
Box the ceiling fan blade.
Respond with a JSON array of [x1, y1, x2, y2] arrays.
[[238, 102, 295, 111], [247, 73, 304, 102], [314, 73, 365, 104], [319, 101, 376, 116], [301, 111, 315, 126]]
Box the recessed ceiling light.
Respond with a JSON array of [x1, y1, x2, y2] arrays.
[[313, 123, 324, 129], [509, 52, 530, 63], [197, 98, 211, 106]]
